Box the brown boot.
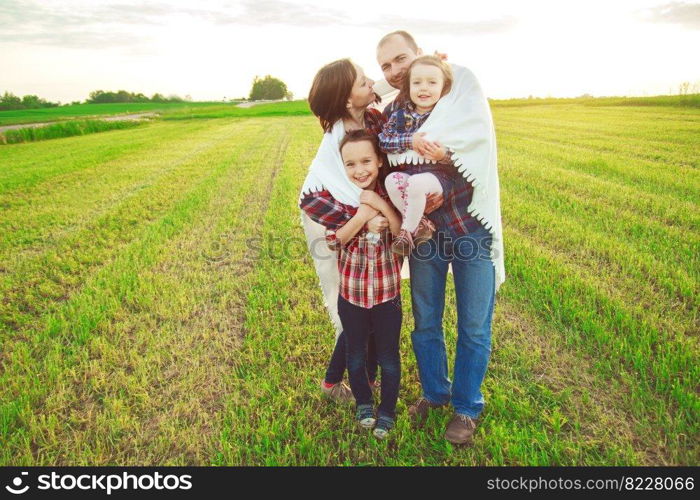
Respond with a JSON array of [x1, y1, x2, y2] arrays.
[[445, 413, 478, 445], [407, 397, 447, 425], [391, 229, 414, 256], [413, 216, 436, 247]]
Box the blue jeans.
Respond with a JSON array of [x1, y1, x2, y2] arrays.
[[338, 294, 402, 419], [409, 226, 495, 418], [324, 329, 378, 385]]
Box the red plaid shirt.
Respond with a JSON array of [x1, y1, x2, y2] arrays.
[[382, 100, 483, 235], [324, 184, 403, 309]]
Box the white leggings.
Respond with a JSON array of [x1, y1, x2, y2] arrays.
[[384, 171, 443, 233]]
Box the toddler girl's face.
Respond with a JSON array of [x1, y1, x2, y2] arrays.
[[409, 63, 444, 112], [341, 140, 381, 190]]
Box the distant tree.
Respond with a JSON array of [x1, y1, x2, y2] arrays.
[[249, 75, 288, 101]]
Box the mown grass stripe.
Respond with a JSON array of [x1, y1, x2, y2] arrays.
[[5, 119, 292, 465], [0, 120, 285, 464]]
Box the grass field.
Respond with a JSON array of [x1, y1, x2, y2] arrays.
[[0, 102, 223, 126], [0, 101, 697, 465]]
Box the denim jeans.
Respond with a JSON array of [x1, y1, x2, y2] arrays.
[[324, 329, 378, 385], [409, 226, 495, 418], [338, 294, 402, 419]]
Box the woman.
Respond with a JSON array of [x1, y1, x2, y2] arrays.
[[299, 59, 387, 401]]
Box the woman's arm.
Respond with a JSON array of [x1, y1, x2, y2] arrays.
[[359, 191, 402, 236]]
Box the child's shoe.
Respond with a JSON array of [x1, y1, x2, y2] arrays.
[[373, 415, 395, 440], [413, 216, 436, 247], [356, 404, 376, 429], [391, 229, 414, 256], [320, 380, 353, 404]]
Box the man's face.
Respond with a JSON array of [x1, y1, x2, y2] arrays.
[[377, 35, 420, 89]]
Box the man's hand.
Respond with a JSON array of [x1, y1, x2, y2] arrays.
[[357, 203, 380, 221], [359, 190, 383, 210], [434, 50, 448, 61], [425, 193, 444, 214], [366, 215, 389, 234], [413, 132, 441, 156], [422, 141, 448, 162]]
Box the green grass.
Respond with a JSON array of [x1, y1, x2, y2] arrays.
[[0, 102, 697, 465], [161, 100, 312, 120], [491, 94, 700, 108], [1, 119, 147, 144], [0, 101, 222, 126]]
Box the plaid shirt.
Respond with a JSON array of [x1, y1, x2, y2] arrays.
[[378, 100, 432, 153], [380, 99, 483, 236], [324, 184, 403, 309]]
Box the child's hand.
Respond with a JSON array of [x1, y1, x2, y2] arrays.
[[413, 133, 441, 157], [357, 203, 380, 221], [360, 190, 383, 209], [366, 215, 389, 234], [423, 141, 448, 162]]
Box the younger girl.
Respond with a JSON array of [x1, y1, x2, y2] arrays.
[[325, 129, 403, 439], [378, 55, 457, 256]]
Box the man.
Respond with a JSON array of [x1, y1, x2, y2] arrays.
[[376, 30, 503, 445]]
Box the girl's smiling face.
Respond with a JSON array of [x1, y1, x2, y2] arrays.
[[341, 139, 381, 190], [409, 63, 445, 113], [347, 64, 376, 110]]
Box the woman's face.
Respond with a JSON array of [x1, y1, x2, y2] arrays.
[[347, 64, 376, 110]]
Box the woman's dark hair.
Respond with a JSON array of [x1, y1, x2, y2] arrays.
[[308, 59, 380, 133], [397, 55, 453, 106]]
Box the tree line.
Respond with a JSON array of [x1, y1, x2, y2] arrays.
[[0, 90, 190, 111], [87, 90, 188, 104]]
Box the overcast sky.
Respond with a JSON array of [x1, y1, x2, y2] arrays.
[[1, 0, 699, 102]]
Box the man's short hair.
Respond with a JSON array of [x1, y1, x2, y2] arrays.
[[377, 30, 418, 52]]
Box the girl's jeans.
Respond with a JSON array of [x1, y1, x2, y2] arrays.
[[325, 328, 377, 385], [338, 294, 402, 419], [408, 226, 495, 418]]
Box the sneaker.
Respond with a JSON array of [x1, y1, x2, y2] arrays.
[[445, 413, 478, 445], [373, 415, 395, 440], [391, 229, 414, 256], [320, 380, 353, 404], [356, 404, 376, 429], [413, 216, 436, 247], [407, 397, 447, 425]]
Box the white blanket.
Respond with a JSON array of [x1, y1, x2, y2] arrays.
[[386, 63, 505, 291], [300, 119, 361, 207]]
